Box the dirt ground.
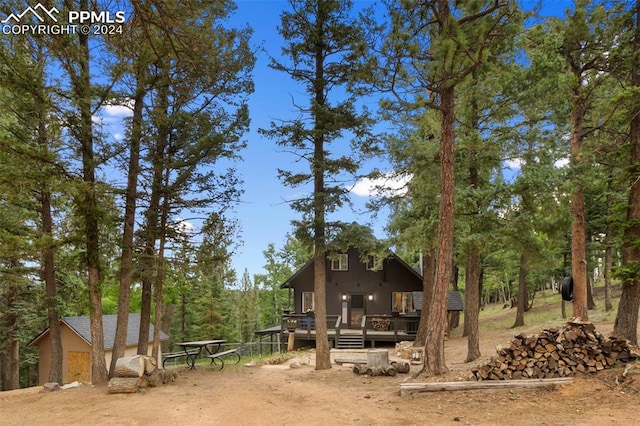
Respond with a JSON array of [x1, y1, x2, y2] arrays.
[[1, 314, 638, 426]]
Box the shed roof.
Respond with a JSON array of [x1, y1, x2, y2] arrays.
[[30, 313, 169, 348], [412, 290, 464, 312], [447, 290, 464, 312]]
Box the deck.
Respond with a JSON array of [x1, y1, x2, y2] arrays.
[[279, 314, 419, 349]]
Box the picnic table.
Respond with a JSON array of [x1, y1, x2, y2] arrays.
[[175, 340, 226, 369]]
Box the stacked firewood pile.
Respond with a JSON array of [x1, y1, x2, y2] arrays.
[[108, 355, 176, 393], [472, 318, 639, 381]]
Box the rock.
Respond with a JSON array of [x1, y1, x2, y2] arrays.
[[61, 381, 81, 390], [289, 360, 301, 369], [42, 382, 60, 392]]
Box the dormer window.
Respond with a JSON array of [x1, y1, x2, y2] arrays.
[[331, 254, 348, 271], [365, 255, 381, 271]]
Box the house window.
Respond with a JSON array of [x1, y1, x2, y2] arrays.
[[331, 254, 348, 271], [302, 291, 315, 313], [365, 255, 381, 271], [392, 292, 415, 314]]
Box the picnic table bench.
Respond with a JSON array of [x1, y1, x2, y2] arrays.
[[162, 349, 199, 369], [164, 340, 227, 369], [207, 349, 241, 370]]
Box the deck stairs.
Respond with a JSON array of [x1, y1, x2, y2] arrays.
[[336, 331, 364, 349]]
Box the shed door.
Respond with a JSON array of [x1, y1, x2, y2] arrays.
[[68, 351, 90, 383]]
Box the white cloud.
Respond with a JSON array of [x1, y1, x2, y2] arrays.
[[102, 100, 134, 118], [173, 218, 195, 236], [504, 156, 569, 171], [503, 158, 523, 170], [351, 172, 411, 198]]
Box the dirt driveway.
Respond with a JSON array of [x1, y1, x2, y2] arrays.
[[1, 318, 638, 426]]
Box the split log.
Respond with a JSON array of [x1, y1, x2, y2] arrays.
[[145, 370, 161, 387], [366, 366, 384, 376], [143, 356, 157, 374], [108, 377, 142, 394], [391, 361, 410, 374], [385, 365, 397, 376], [114, 355, 145, 378], [400, 378, 573, 397], [352, 363, 368, 375]]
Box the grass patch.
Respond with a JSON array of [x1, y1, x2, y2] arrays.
[[474, 287, 620, 334]]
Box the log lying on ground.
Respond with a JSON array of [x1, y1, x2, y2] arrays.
[[108, 377, 143, 394], [400, 378, 572, 397], [114, 355, 145, 378], [109, 355, 175, 393], [351, 349, 409, 377], [334, 358, 367, 365], [471, 318, 638, 381]]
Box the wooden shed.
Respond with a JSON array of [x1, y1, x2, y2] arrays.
[[29, 313, 168, 385]]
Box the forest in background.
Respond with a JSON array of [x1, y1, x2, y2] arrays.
[[1, 0, 639, 389]]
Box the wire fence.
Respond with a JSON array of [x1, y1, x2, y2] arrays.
[[222, 340, 282, 358]]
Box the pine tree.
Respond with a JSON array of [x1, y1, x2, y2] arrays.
[[369, 0, 520, 375], [260, 0, 375, 370], [613, 0, 640, 345]]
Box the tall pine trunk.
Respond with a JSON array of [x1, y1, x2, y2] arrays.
[[38, 78, 62, 383], [569, 82, 589, 320], [76, 9, 107, 384], [414, 249, 436, 347], [463, 115, 480, 346], [152, 179, 170, 360], [110, 77, 144, 377], [613, 0, 640, 345], [0, 267, 20, 391], [464, 252, 481, 362], [139, 83, 168, 355], [312, 107, 331, 370], [604, 175, 614, 312], [425, 81, 455, 376], [42, 190, 62, 384], [311, 3, 331, 371], [512, 253, 527, 328]]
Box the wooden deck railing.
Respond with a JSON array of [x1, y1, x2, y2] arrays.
[[281, 314, 419, 335], [278, 313, 420, 350]]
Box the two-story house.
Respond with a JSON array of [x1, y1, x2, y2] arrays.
[[274, 247, 463, 349]]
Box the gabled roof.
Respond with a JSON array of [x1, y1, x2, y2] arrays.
[[281, 258, 314, 289], [280, 250, 422, 288], [29, 313, 169, 348]]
